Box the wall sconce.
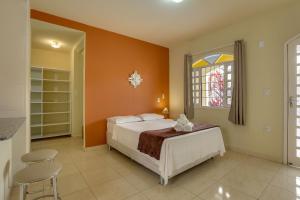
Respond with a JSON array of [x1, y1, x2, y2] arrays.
[[157, 93, 166, 111], [157, 93, 165, 103]]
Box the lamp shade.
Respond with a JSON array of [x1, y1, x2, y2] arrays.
[[162, 107, 169, 115]]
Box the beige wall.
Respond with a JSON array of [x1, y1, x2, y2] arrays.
[[31, 48, 71, 70], [170, 1, 300, 162], [71, 38, 84, 138], [0, 0, 29, 118], [0, 0, 30, 199]]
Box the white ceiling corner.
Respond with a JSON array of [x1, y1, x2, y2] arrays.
[[31, 19, 84, 52], [30, 0, 296, 47]]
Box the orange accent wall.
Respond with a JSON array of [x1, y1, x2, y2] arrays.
[[31, 10, 169, 147]]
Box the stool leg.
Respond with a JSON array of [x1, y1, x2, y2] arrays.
[[42, 181, 45, 195], [19, 184, 25, 200], [52, 177, 58, 200], [24, 185, 28, 199]]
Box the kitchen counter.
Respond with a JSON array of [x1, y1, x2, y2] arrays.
[[0, 118, 25, 140], [0, 117, 26, 200]]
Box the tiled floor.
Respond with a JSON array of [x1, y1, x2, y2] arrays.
[[10, 137, 300, 200]]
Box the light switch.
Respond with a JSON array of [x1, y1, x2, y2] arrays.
[[259, 41, 265, 48], [263, 88, 271, 96], [264, 126, 272, 133]]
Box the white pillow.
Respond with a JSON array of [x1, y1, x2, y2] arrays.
[[107, 116, 142, 124], [139, 113, 164, 121]]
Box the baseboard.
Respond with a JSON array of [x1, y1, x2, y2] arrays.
[[226, 145, 283, 164], [84, 144, 108, 151], [8, 187, 12, 200], [71, 135, 82, 138]]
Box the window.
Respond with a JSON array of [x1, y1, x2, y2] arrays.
[[192, 53, 234, 108]]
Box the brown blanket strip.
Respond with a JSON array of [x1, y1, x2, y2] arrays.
[[137, 124, 218, 160]]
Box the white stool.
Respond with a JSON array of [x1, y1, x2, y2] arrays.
[[15, 162, 62, 200], [21, 149, 58, 163]]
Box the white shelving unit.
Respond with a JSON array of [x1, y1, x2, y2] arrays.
[[30, 67, 71, 139]]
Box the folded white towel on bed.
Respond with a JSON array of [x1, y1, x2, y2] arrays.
[[174, 114, 194, 132]]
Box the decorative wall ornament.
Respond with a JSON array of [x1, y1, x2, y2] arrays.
[[128, 70, 143, 88]]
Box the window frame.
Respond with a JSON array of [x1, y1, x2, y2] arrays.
[[192, 59, 234, 109]]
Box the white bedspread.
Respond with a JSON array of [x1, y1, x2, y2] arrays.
[[111, 119, 176, 147], [109, 119, 225, 183]]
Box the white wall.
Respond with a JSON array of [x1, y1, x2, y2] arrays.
[[0, 0, 30, 119], [169, 1, 300, 162], [0, 140, 12, 200], [71, 37, 85, 138], [31, 48, 71, 70], [0, 0, 30, 198]]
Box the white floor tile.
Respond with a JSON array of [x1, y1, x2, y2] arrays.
[[11, 137, 292, 200]]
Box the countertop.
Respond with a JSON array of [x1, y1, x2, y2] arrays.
[[0, 117, 25, 141]]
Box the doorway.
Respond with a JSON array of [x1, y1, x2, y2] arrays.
[[30, 19, 85, 148], [72, 38, 85, 144], [286, 36, 300, 166]]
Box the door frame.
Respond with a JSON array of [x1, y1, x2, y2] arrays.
[[71, 34, 86, 149], [29, 18, 87, 149], [284, 33, 300, 165]]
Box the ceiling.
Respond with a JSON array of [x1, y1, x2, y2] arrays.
[[30, 0, 296, 47], [31, 19, 84, 52]]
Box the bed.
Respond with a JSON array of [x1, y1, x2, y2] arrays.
[[106, 118, 225, 185]]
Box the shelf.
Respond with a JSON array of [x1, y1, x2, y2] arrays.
[[31, 132, 71, 140], [32, 66, 70, 72], [31, 102, 70, 104], [31, 112, 70, 115], [31, 113, 42, 115], [44, 102, 70, 104], [43, 79, 70, 82], [31, 78, 69, 82], [31, 122, 70, 128], [31, 66, 42, 69], [44, 112, 70, 115], [31, 66, 71, 139], [46, 122, 70, 127], [44, 91, 70, 93], [30, 124, 42, 128], [31, 91, 70, 93]]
